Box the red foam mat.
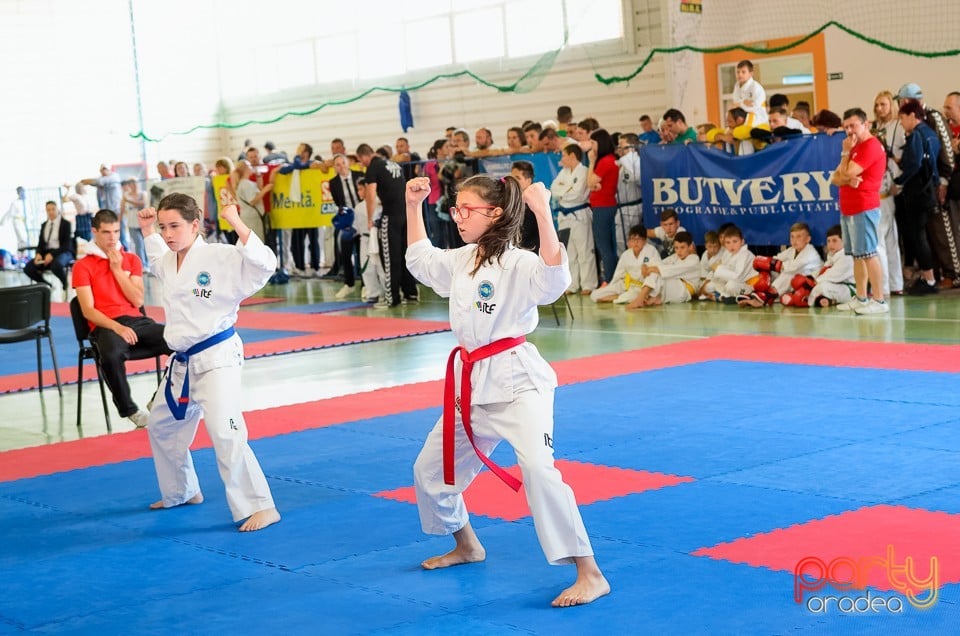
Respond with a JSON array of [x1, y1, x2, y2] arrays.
[[376, 460, 694, 521], [0, 313, 449, 393], [693, 504, 960, 592], [239, 296, 284, 306], [2, 335, 958, 483]]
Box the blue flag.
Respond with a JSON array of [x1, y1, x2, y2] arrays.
[[399, 91, 413, 133]]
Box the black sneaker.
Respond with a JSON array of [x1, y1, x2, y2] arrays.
[[909, 279, 939, 295]]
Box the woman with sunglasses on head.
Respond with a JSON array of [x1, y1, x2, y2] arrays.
[[404, 175, 610, 608]]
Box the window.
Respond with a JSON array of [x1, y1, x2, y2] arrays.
[[218, 0, 625, 100], [453, 8, 504, 63], [316, 35, 358, 84], [566, 0, 623, 45], [406, 18, 452, 71], [275, 41, 315, 91], [506, 0, 563, 57]]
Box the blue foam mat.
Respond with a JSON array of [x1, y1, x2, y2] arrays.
[[1, 315, 306, 380], [2, 360, 959, 633]]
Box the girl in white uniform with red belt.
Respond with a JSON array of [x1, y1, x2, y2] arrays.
[[138, 194, 280, 532], [404, 175, 609, 607]]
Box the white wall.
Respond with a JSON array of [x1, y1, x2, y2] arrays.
[[824, 30, 960, 114]]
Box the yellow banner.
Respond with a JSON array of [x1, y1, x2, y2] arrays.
[[213, 169, 339, 230]]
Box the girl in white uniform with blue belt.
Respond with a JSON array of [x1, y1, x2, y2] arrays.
[[404, 175, 609, 607], [137, 194, 280, 532]]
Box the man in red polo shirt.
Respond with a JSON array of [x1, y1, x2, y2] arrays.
[[72, 209, 170, 428], [830, 107, 889, 315]]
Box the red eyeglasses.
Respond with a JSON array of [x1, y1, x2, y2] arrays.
[[449, 204, 498, 220]]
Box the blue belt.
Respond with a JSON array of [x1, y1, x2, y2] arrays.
[[164, 326, 236, 421], [558, 203, 589, 215]]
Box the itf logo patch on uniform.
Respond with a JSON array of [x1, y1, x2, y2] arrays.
[[193, 271, 213, 299], [476, 280, 496, 314]]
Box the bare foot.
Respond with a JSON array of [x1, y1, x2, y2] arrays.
[[149, 492, 204, 510], [737, 297, 764, 308], [551, 556, 611, 607], [421, 544, 486, 569], [238, 507, 281, 532], [645, 296, 662, 306], [421, 521, 486, 569]]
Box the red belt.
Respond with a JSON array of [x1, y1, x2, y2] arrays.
[[443, 336, 526, 492]]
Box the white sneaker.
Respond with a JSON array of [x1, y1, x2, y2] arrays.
[[836, 297, 867, 312], [335, 284, 355, 299], [127, 409, 150, 429], [854, 299, 890, 315]]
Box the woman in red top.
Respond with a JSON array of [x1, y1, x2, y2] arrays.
[[587, 129, 620, 283]]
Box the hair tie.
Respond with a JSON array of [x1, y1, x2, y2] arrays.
[[499, 176, 507, 183]]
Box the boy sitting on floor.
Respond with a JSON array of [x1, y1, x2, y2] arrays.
[[591, 224, 660, 304], [697, 230, 722, 298], [701, 224, 757, 303], [780, 224, 855, 307], [740, 222, 823, 307], [627, 231, 701, 308]]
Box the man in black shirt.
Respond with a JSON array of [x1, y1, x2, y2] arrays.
[[357, 143, 418, 307]]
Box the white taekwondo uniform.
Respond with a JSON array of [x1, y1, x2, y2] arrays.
[[590, 241, 660, 304], [704, 243, 757, 298], [144, 231, 277, 522], [644, 252, 702, 304], [808, 248, 856, 307], [615, 149, 642, 252], [550, 163, 596, 293], [770, 243, 824, 295], [406, 238, 593, 565]]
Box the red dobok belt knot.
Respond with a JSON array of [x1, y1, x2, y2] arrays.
[[443, 336, 527, 491]]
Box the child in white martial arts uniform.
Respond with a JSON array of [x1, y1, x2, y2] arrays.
[[698, 231, 722, 298], [741, 222, 823, 307], [729, 59, 768, 155], [138, 194, 280, 533], [627, 231, 701, 308], [590, 224, 660, 304], [356, 180, 385, 303], [404, 175, 610, 608], [702, 225, 757, 303], [808, 224, 856, 307], [550, 144, 596, 294]]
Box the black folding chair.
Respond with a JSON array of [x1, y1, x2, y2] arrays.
[[69, 297, 163, 431], [549, 294, 575, 326], [0, 285, 61, 395]]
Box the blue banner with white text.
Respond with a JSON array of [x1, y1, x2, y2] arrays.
[[640, 135, 844, 245], [479, 152, 562, 187]]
